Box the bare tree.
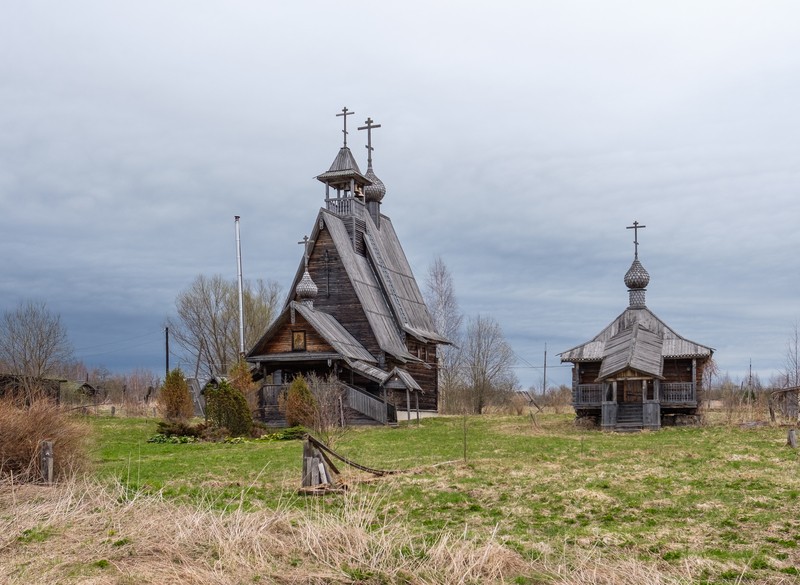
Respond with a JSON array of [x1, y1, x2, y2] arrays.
[[0, 300, 74, 402], [168, 275, 281, 377], [461, 314, 517, 414], [423, 256, 464, 414], [782, 321, 800, 388], [307, 373, 349, 447]]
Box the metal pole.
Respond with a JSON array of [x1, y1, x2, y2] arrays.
[[165, 326, 169, 377], [235, 216, 245, 357]]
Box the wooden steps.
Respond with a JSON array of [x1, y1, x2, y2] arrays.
[[615, 403, 644, 432]]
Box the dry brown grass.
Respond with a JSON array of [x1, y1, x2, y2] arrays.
[[1, 477, 528, 584], [0, 476, 744, 585], [0, 400, 90, 482]]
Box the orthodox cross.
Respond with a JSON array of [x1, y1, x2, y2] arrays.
[[357, 117, 381, 167], [298, 235, 314, 268], [626, 221, 646, 259], [336, 107, 354, 147]]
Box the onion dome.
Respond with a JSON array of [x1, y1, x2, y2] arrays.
[[624, 258, 650, 290], [624, 258, 649, 309], [363, 165, 386, 202], [295, 269, 318, 307]]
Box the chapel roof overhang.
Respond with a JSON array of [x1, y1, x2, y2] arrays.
[[558, 306, 714, 366], [246, 300, 376, 365], [315, 147, 372, 186]]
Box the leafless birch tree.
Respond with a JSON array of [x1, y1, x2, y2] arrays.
[[462, 314, 517, 414], [782, 321, 800, 388], [423, 256, 464, 413]]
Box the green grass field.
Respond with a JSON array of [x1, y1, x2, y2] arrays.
[[5, 413, 800, 584]]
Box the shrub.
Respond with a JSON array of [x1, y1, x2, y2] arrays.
[[205, 379, 252, 437], [0, 400, 89, 482], [282, 376, 316, 428], [156, 419, 205, 438], [228, 357, 258, 412], [158, 369, 193, 422]]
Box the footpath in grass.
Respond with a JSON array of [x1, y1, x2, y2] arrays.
[[87, 413, 800, 583]]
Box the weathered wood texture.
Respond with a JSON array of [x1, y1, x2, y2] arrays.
[[306, 226, 383, 357], [39, 440, 54, 485], [261, 313, 336, 355]]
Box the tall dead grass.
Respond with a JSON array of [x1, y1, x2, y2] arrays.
[[0, 400, 90, 482], [1, 476, 718, 585]]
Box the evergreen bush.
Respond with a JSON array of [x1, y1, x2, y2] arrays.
[[205, 379, 252, 437], [283, 376, 316, 428], [159, 369, 194, 422]]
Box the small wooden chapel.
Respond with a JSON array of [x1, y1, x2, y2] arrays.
[[559, 222, 714, 431], [246, 109, 447, 425]]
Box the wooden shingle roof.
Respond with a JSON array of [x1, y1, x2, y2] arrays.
[[559, 306, 714, 379], [247, 301, 376, 364]]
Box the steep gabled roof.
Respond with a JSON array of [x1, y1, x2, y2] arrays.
[[362, 212, 448, 344], [282, 205, 446, 363]]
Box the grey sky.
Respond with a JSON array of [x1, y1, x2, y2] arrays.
[[2, 1, 799, 389]]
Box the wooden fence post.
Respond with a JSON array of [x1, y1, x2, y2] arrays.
[[788, 428, 797, 449], [40, 440, 54, 485]]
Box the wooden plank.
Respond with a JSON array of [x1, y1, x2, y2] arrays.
[[311, 457, 320, 485], [39, 440, 54, 485]]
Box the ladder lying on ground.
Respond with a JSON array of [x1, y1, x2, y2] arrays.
[[299, 435, 400, 494]]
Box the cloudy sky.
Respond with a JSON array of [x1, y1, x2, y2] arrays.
[[2, 1, 799, 390]]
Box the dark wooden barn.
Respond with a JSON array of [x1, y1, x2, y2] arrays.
[[247, 111, 447, 425], [559, 223, 714, 431]]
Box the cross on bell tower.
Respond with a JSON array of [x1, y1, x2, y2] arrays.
[[336, 107, 354, 147], [358, 117, 382, 168]]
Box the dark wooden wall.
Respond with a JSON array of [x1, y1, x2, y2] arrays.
[[260, 312, 335, 355], [305, 226, 383, 357], [576, 362, 602, 385]]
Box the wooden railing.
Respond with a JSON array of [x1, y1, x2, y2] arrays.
[[259, 382, 394, 424], [260, 384, 285, 403], [574, 384, 604, 406], [344, 384, 394, 424], [325, 196, 365, 217], [661, 382, 695, 403]]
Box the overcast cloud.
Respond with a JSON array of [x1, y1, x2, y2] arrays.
[[2, 1, 799, 389]]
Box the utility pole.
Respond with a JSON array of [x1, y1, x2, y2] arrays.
[[543, 343, 548, 395]]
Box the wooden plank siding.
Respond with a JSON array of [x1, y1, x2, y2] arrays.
[[261, 312, 336, 355], [306, 223, 385, 358]]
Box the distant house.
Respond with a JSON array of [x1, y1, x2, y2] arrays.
[[0, 374, 61, 404], [559, 223, 714, 431], [59, 380, 102, 404], [247, 111, 447, 425]]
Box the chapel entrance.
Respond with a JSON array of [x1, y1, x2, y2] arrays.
[[619, 380, 643, 403]]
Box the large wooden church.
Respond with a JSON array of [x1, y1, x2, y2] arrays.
[[559, 223, 714, 431], [246, 109, 447, 425]]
